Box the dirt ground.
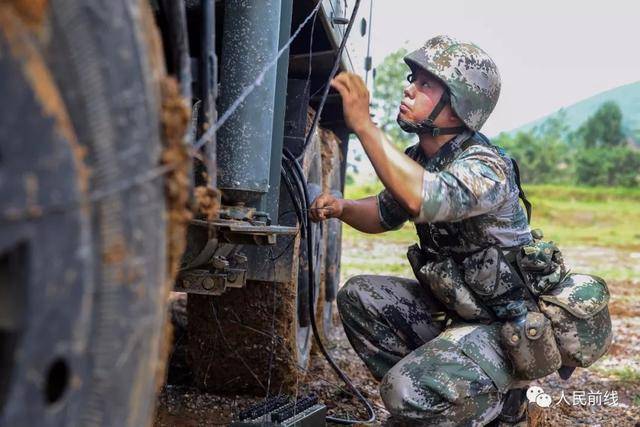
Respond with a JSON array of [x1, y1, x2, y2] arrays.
[[154, 243, 640, 426]]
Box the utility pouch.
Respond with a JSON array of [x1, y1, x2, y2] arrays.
[[501, 311, 562, 380], [417, 257, 493, 322], [462, 246, 529, 320], [517, 239, 566, 296], [538, 273, 612, 367]]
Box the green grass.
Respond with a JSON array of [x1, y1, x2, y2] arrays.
[[583, 267, 638, 283], [592, 365, 640, 382], [525, 185, 640, 249]]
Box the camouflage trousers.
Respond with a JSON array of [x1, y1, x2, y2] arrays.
[[337, 274, 517, 426]]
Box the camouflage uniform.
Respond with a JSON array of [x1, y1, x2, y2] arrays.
[[337, 34, 612, 425], [337, 131, 533, 425]]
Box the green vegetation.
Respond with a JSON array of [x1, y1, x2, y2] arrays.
[[525, 184, 640, 249], [592, 365, 640, 382], [495, 102, 640, 187]]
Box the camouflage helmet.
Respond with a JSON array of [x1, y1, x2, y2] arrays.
[[404, 35, 501, 131]]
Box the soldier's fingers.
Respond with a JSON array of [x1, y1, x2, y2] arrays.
[[330, 77, 350, 97], [352, 74, 368, 97], [358, 77, 369, 98], [345, 73, 367, 96], [336, 72, 356, 92], [314, 194, 329, 208], [310, 203, 323, 221]]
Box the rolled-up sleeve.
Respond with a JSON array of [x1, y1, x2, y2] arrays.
[[413, 146, 511, 224]]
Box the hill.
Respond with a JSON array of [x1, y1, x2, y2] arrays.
[[508, 81, 640, 142]]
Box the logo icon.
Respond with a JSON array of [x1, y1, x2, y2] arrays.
[[527, 385, 552, 408]]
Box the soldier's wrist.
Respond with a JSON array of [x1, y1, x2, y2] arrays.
[[352, 118, 376, 137], [336, 198, 349, 219]]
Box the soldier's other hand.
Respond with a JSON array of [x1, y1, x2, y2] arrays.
[[309, 193, 343, 222], [330, 72, 373, 134]]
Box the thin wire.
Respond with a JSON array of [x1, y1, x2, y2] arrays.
[[364, 0, 373, 86], [302, 5, 319, 101], [193, 0, 323, 151]]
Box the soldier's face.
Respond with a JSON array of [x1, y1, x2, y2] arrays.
[[399, 70, 455, 126]]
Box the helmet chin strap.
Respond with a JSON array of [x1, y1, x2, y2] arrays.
[[397, 91, 467, 136]]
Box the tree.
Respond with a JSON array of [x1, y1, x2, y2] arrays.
[[533, 108, 570, 142], [494, 109, 573, 185], [575, 146, 640, 187], [371, 48, 416, 148], [574, 101, 625, 148]]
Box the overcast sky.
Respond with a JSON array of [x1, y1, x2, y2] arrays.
[[367, 0, 639, 136]]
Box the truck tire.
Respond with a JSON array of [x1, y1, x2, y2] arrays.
[[0, 1, 174, 426], [187, 133, 325, 395]]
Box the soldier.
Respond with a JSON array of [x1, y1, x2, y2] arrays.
[[310, 35, 533, 425]]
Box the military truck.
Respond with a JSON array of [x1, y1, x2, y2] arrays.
[[0, 0, 372, 425]]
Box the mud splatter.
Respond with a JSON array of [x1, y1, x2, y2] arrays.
[[102, 239, 127, 264], [8, 0, 49, 29], [319, 128, 341, 193], [160, 77, 191, 282], [139, 0, 165, 88], [193, 186, 220, 221], [157, 75, 189, 396]]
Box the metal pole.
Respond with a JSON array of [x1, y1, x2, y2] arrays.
[[217, 0, 283, 206]]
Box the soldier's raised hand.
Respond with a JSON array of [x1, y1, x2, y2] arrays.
[[330, 72, 373, 134]]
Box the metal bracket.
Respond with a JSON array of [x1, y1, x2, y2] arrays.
[[175, 268, 247, 296], [190, 218, 297, 245], [175, 237, 250, 295]]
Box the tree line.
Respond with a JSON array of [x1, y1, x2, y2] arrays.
[[494, 103, 640, 187]]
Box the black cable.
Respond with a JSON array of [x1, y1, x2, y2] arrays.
[[280, 166, 306, 238], [298, 0, 362, 160], [281, 154, 376, 425], [279, 0, 375, 422]]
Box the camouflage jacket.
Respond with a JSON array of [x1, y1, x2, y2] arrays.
[[377, 131, 532, 256]]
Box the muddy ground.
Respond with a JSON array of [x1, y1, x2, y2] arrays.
[[154, 243, 640, 426]]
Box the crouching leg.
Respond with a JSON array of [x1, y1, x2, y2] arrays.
[[380, 323, 515, 426]]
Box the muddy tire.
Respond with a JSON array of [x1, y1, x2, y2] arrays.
[[0, 1, 172, 426], [187, 135, 326, 395]]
